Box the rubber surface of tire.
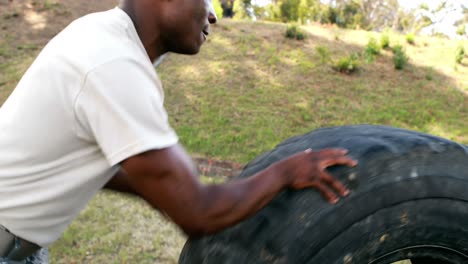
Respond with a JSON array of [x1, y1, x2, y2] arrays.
[[179, 125, 468, 264]]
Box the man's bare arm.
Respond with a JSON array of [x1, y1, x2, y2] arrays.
[[104, 169, 138, 195], [113, 144, 356, 237]]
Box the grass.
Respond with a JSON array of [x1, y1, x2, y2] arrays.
[[49, 191, 186, 264], [49, 176, 223, 263], [1, 13, 467, 263]]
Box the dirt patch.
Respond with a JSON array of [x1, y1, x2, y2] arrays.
[[1, 0, 118, 51], [193, 156, 244, 178]]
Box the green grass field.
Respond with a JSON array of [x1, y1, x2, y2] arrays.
[[1, 16, 467, 263]]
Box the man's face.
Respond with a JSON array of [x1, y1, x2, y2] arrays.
[[158, 0, 217, 55]]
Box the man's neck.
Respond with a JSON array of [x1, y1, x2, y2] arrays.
[[119, 1, 166, 62]]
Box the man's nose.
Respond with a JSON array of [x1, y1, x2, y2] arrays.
[[207, 2, 217, 24], [208, 12, 217, 24]]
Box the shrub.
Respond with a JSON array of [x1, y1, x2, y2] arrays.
[[333, 53, 359, 74], [380, 33, 390, 49], [315, 46, 331, 64], [366, 37, 381, 55], [364, 37, 380, 63], [285, 24, 305, 40], [392, 45, 408, 70], [456, 24, 466, 37], [405, 33, 415, 45], [455, 44, 465, 64], [425, 67, 434, 81]]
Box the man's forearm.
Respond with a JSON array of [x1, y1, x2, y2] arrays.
[[183, 163, 289, 236]]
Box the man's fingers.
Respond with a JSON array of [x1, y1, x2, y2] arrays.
[[315, 182, 339, 204], [322, 157, 358, 168], [317, 148, 348, 157], [320, 172, 350, 197]]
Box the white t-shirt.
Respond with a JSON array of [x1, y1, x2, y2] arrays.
[[0, 7, 178, 246]]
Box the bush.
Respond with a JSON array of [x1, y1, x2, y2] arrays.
[[405, 33, 415, 45], [285, 24, 305, 40], [315, 46, 331, 64], [425, 67, 434, 81], [456, 24, 466, 37], [455, 44, 465, 64], [366, 37, 381, 55], [392, 45, 408, 70], [364, 37, 380, 63], [380, 33, 390, 49], [333, 53, 359, 74]]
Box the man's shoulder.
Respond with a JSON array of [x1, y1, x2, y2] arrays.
[[45, 8, 146, 73]]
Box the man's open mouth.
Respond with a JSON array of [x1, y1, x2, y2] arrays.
[[202, 29, 209, 40]]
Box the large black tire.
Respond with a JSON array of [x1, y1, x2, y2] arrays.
[[179, 125, 468, 264]]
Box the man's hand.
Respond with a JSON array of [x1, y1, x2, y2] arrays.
[[274, 148, 357, 204]]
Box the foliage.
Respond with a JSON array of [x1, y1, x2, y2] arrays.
[[335, 0, 361, 29], [285, 24, 305, 40], [212, 0, 224, 19], [405, 33, 415, 45], [333, 53, 359, 74], [364, 37, 381, 63], [425, 67, 434, 81], [455, 44, 465, 64], [456, 24, 466, 37], [414, 1, 466, 37], [315, 46, 331, 64], [262, 3, 282, 21], [320, 5, 338, 24], [233, 0, 250, 20], [380, 33, 390, 49], [278, 0, 301, 22], [393, 9, 416, 33], [392, 44, 408, 70], [298, 0, 321, 24], [245, 0, 465, 36]]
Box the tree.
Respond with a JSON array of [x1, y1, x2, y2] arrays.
[[356, 0, 400, 31], [261, 2, 282, 22], [278, 0, 301, 22], [456, 24, 466, 37], [392, 9, 417, 33], [297, 0, 321, 24], [233, 0, 251, 19], [455, 5, 467, 37], [324, 0, 400, 30], [297, 0, 311, 24], [413, 0, 463, 36]]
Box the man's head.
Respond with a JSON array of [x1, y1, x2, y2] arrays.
[[121, 0, 217, 61]]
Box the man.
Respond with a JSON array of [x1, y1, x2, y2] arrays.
[[0, 0, 357, 262]]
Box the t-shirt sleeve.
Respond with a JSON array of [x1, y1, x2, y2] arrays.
[[73, 58, 179, 166]]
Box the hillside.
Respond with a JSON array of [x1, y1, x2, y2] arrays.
[[160, 20, 467, 163]]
